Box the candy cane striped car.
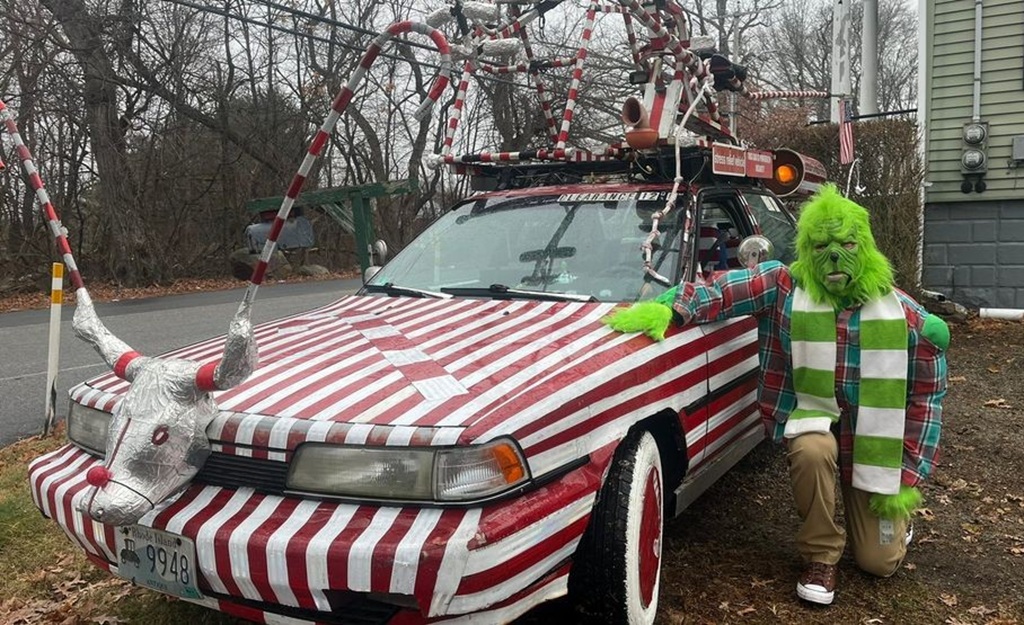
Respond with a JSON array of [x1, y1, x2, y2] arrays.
[[29, 159, 800, 624]]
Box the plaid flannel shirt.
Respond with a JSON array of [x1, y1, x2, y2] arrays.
[[673, 261, 946, 487]]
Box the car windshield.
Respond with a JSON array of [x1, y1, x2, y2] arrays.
[[365, 192, 683, 303]]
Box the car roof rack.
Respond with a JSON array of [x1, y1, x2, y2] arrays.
[[422, 0, 831, 192], [462, 145, 720, 191]]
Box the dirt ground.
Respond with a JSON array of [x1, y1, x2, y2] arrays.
[[662, 316, 1024, 624], [523, 316, 1024, 624], [3, 282, 1022, 624]]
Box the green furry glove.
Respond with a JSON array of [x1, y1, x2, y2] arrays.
[[869, 485, 923, 521], [601, 286, 679, 342], [654, 285, 679, 307]]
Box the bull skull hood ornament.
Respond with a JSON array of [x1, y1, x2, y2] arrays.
[[73, 291, 256, 525]]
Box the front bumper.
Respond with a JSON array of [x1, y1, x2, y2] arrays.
[[29, 444, 603, 623]]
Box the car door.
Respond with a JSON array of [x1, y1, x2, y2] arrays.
[[689, 189, 762, 470]]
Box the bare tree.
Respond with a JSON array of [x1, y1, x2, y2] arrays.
[[39, 0, 167, 285], [750, 0, 918, 119], [0, 0, 92, 289], [0, 0, 916, 292]]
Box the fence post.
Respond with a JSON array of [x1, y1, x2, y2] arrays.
[[43, 262, 63, 436]]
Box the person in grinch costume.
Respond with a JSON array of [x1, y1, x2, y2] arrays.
[[606, 184, 948, 605]]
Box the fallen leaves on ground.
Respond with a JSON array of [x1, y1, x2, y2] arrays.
[[2, 574, 138, 624], [983, 398, 1013, 409]]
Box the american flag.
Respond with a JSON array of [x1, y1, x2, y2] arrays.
[[839, 98, 855, 165]]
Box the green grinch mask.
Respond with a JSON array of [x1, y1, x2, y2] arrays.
[[789, 184, 894, 308]]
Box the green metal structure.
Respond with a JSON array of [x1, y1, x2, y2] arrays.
[[246, 179, 418, 273]]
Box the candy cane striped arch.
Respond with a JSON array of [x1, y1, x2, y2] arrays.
[[242, 21, 453, 309], [0, 100, 86, 293]]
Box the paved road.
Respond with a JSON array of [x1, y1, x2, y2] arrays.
[[0, 278, 362, 447]]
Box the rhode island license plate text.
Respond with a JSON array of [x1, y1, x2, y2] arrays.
[[115, 525, 202, 599]]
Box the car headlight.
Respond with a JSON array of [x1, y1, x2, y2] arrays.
[[67, 400, 111, 456], [286, 437, 530, 502]]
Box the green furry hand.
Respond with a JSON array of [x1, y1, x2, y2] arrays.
[[601, 286, 680, 342], [869, 485, 923, 521], [602, 301, 673, 341]]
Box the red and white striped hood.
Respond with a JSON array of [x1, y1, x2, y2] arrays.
[[73, 294, 707, 474]]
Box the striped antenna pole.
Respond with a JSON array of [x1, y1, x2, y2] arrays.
[[442, 60, 475, 157], [0, 101, 85, 293], [511, 5, 559, 144], [554, 3, 597, 151], [43, 263, 64, 435]]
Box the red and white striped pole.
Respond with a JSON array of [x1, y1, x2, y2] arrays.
[[43, 262, 63, 435]]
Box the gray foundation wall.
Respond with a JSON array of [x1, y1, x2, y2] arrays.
[[923, 200, 1024, 309]]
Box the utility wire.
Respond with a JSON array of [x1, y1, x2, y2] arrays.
[[170, 0, 631, 93], [160, 0, 631, 136], [251, 0, 441, 55], [163, 0, 526, 90], [253, 0, 633, 69]]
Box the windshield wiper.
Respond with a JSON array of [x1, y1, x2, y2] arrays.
[[364, 282, 452, 299], [441, 284, 597, 302]]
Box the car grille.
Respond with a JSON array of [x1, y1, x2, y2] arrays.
[[205, 589, 402, 625], [194, 452, 289, 494]]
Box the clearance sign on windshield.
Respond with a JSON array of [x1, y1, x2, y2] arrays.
[[557, 192, 667, 203], [711, 143, 773, 179]]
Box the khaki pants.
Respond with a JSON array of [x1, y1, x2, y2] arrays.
[[787, 432, 907, 577]]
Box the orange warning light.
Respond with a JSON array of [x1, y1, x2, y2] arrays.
[[775, 164, 798, 185]]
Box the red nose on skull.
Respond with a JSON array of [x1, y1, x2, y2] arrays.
[[86, 465, 113, 487]]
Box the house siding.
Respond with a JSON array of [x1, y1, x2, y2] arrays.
[[922, 0, 1024, 307]]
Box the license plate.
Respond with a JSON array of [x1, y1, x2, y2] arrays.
[[114, 525, 203, 599]]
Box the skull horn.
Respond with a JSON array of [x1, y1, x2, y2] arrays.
[[195, 299, 258, 392], [72, 289, 143, 382]]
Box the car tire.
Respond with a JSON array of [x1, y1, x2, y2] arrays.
[[571, 429, 664, 624]]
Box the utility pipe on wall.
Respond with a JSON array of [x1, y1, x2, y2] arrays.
[[972, 0, 983, 122], [979, 308, 1024, 321]]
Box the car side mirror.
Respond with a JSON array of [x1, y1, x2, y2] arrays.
[[371, 240, 388, 265], [737, 235, 774, 269], [363, 240, 389, 284], [363, 266, 382, 283]]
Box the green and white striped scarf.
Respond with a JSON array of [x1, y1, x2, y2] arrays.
[[786, 287, 908, 495]]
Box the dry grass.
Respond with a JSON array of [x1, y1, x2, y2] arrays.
[[0, 427, 242, 625]]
